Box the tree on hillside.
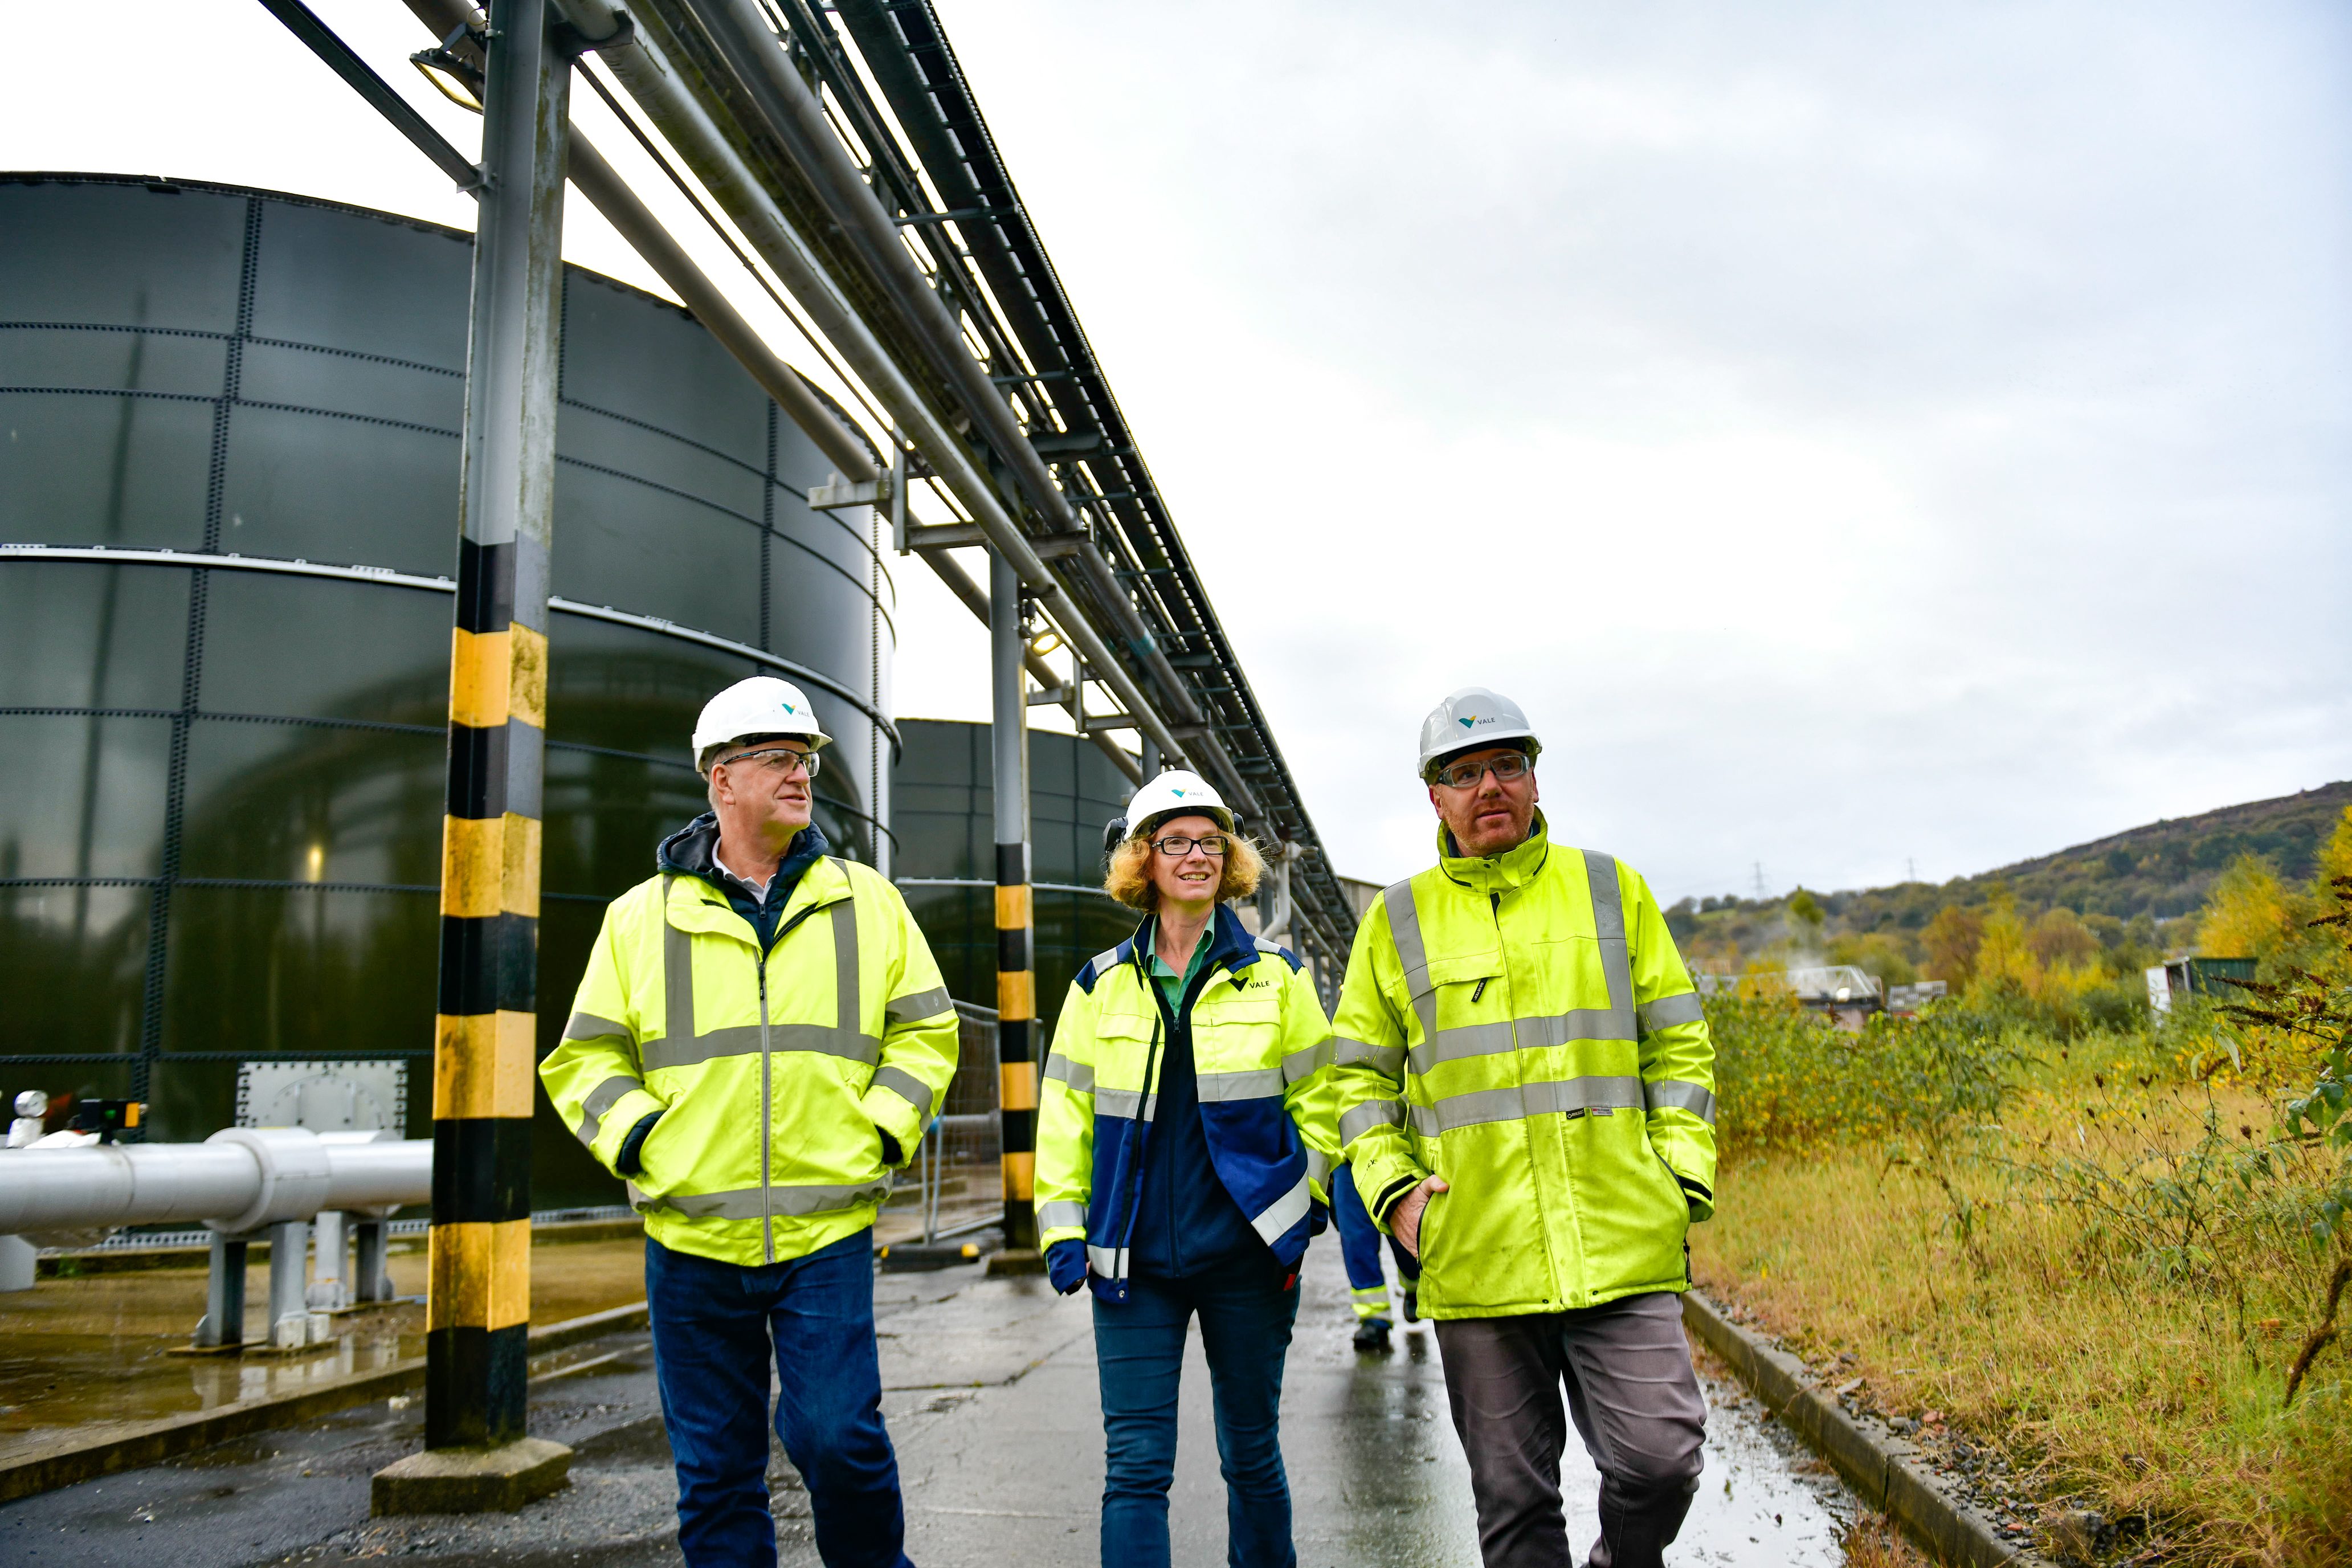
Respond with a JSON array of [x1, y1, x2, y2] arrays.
[[1922, 904, 1984, 987], [2028, 907, 2100, 968], [2197, 854, 2298, 959]]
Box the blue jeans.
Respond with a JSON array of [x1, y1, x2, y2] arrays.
[[1333, 1162, 1419, 1317], [1094, 1260, 1301, 1568], [646, 1232, 912, 1568]]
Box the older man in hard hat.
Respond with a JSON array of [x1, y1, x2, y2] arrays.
[[540, 676, 957, 1568], [1329, 688, 1717, 1568]]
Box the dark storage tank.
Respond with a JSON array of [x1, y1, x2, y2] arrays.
[[0, 174, 894, 1208], [890, 718, 1140, 1046]]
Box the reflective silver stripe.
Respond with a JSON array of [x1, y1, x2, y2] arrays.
[[1248, 1172, 1313, 1244], [1639, 991, 1706, 1033], [648, 1185, 766, 1220], [1407, 1074, 1647, 1136], [564, 1011, 631, 1045], [663, 876, 695, 1059], [1087, 1243, 1126, 1279], [831, 896, 859, 1043], [1338, 1098, 1406, 1145], [642, 1022, 877, 1072], [1334, 1036, 1405, 1077], [1644, 1078, 1718, 1124], [1095, 1087, 1160, 1121], [1198, 1067, 1285, 1102], [1304, 1147, 1332, 1189], [646, 891, 875, 1072], [1584, 851, 1638, 1040], [1038, 1200, 1087, 1232], [651, 1179, 892, 1220], [1383, 879, 1438, 1047], [871, 1064, 935, 1120], [575, 1073, 644, 1147], [1281, 1036, 1334, 1084], [1408, 1006, 1637, 1073], [885, 984, 953, 1024], [1043, 1054, 1096, 1093], [1087, 945, 1123, 981]]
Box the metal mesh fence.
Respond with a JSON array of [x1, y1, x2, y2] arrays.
[[893, 1001, 1002, 1243]]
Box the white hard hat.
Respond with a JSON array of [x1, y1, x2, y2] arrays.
[[692, 676, 831, 774], [1418, 686, 1542, 779], [1104, 770, 1234, 851]]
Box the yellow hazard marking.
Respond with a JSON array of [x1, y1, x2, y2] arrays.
[[999, 1059, 1038, 1112], [427, 1219, 531, 1331], [440, 813, 541, 918], [508, 622, 548, 729], [994, 884, 1032, 928], [501, 812, 541, 918], [433, 1011, 538, 1118], [995, 969, 1035, 1021], [1000, 1150, 1035, 1202], [448, 627, 510, 729]]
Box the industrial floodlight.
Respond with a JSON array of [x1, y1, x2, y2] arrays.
[[410, 24, 484, 113], [1027, 628, 1064, 658]]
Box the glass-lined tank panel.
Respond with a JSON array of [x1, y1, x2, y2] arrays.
[[0, 884, 149, 1059], [0, 713, 173, 883], [161, 883, 438, 1065], [0, 178, 250, 333], [558, 272, 769, 471], [0, 561, 191, 711], [246, 199, 474, 373], [175, 716, 445, 887], [0, 391, 219, 550], [197, 572, 451, 725], [552, 460, 766, 649], [219, 402, 460, 575]]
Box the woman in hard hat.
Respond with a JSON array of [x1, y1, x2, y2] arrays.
[[1034, 770, 1341, 1568]]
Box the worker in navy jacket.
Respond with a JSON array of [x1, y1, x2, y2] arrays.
[[1034, 771, 1340, 1568]]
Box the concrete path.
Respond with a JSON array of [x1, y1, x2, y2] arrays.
[[0, 1239, 1856, 1567]]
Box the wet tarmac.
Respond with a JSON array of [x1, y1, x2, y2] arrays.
[[0, 1237, 653, 1465], [0, 1239, 1862, 1567]]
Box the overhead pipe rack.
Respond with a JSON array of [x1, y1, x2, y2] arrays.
[[551, 0, 1359, 969]]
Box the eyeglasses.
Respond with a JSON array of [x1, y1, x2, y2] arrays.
[[717, 745, 820, 780], [1151, 833, 1230, 858], [1431, 753, 1532, 791]]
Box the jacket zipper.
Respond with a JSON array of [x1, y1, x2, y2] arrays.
[[757, 945, 774, 1264]]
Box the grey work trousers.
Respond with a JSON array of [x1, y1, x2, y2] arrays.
[[1434, 1292, 1706, 1568]]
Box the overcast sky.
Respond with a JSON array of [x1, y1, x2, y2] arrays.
[[13, 2, 2349, 900]]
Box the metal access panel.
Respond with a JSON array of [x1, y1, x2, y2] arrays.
[[237, 1060, 409, 1133]]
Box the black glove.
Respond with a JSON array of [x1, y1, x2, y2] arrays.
[[615, 1111, 661, 1177]]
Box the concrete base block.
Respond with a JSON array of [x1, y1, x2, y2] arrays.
[[983, 1248, 1043, 1277], [371, 1436, 573, 1516]]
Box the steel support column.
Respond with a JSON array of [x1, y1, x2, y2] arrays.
[[427, 0, 569, 1453], [990, 548, 1038, 1251]]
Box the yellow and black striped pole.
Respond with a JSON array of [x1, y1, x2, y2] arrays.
[[427, 0, 567, 1458], [989, 549, 1038, 1251]]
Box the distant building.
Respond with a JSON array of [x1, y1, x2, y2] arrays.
[[2144, 956, 2256, 1014], [1698, 966, 1885, 1030], [1886, 981, 1947, 1017]]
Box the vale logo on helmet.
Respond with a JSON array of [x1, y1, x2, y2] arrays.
[[1458, 713, 1495, 730]]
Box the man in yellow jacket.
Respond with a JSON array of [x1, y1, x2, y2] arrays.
[[1332, 688, 1716, 1568], [540, 676, 956, 1568]]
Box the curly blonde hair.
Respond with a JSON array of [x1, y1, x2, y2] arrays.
[[1104, 823, 1265, 912]]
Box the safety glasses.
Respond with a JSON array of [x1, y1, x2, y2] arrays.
[[1151, 833, 1230, 858], [717, 745, 821, 781], [1431, 753, 1532, 791]]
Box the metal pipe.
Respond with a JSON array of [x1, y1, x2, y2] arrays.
[[424, 2, 1135, 778], [683, 0, 1257, 812], [0, 1133, 432, 1234], [574, 3, 1190, 770], [990, 546, 1038, 1252]]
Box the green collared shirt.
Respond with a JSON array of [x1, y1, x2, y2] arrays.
[[1145, 917, 1216, 1014]]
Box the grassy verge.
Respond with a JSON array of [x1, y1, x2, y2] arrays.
[[1692, 999, 2350, 1566]]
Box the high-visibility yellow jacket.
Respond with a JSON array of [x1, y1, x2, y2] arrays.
[[1330, 814, 1715, 1319], [540, 823, 958, 1268], [1036, 906, 1341, 1301]]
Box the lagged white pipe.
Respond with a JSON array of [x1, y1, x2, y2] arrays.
[[0, 1129, 430, 1236]]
